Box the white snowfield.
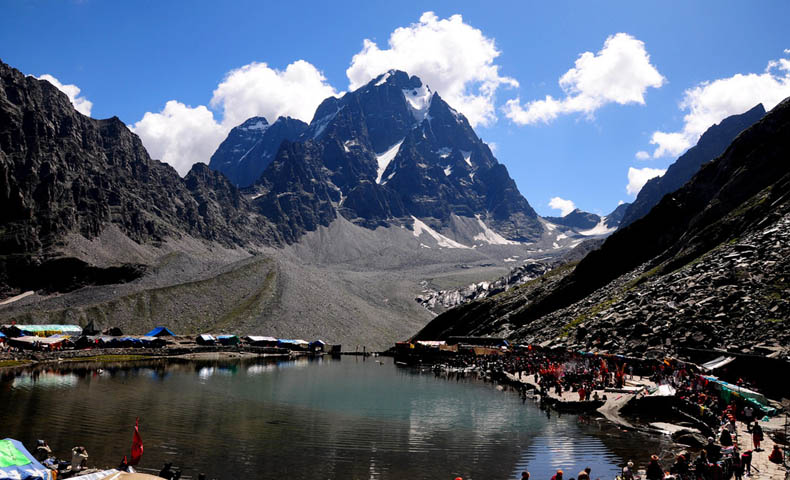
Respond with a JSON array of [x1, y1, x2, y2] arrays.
[[376, 139, 404, 184], [472, 215, 519, 245], [403, 84, 433, 122], [411, 216, 471, 249], [579, 218, 617, 236]]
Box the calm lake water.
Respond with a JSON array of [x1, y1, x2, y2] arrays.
[[0, 356, 671, 479]]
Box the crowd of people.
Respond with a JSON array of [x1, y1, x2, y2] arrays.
[[425, 347, 786, 480]]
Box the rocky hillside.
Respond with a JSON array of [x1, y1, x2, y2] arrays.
[[415, 96, 790, 359], [619, 104, 765, 228], [0, 61, 280, 295]]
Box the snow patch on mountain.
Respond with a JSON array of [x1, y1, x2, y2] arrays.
[[412, 216, 471, 249], [473, 215, 519, 245], [579, 218, 617, 236], [242, 120, 269, 132], [376, 139, 404, 184], [375, 71, 391, 86], [462, 151, 472, 167], [403, 84, 433, 122]]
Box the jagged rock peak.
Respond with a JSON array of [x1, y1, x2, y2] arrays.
[[208, 114, 308, 187]]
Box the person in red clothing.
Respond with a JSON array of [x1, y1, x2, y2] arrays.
[[578, 386, 586, 401], [551, 469, 563, 480], [769, 444, 784, 464]]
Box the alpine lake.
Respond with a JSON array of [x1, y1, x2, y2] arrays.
[[0, 355, 672, 479]]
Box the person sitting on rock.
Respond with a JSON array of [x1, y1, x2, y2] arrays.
[[70, 446, 88, 472], [768, 444, 784, 464], [34, 440, 52, 462]]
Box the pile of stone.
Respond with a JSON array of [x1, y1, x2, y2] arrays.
[[511, 211, 790, 359]]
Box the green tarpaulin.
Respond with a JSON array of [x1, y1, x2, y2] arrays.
[[0, 439, 31, 468]]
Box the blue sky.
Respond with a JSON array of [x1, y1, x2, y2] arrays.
[[2, 1, 789, 216]]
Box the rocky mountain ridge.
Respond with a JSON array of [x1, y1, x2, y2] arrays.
[[0, 61, 280, 295], [216, 70, 545, 245], [619, 104, 765, 228]]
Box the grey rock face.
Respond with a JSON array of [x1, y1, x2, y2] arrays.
[[208, 116, 307, 187]]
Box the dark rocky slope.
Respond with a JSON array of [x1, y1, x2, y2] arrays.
[[415, 97, 790, 358], [0, 60, 277, 295], [620, 104, 765, 228]]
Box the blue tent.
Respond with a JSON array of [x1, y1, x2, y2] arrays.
[[0, 438, 53, 480], [144, 326, 175, 337]]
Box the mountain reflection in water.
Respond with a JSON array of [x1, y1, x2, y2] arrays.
[[0, 356, 671, 479]]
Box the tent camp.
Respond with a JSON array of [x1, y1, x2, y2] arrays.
[[0, 438, 53, 480], [1, 324, 82, 338], [144, 327, 175, 337], [196, 334, 216, 346], [7, 336, 70, 351]]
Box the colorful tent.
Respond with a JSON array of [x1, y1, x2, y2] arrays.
[[143, 327, 175, 337], [0, 438, 53, 480], [1, 324, 82, 338]]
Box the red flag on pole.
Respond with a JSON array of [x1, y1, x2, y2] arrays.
[[130, 417, 143, 465]]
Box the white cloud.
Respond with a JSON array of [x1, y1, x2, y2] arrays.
[[487, 141, 498, 154], [210, 60, 338, 129], [548, 197, 576, 216], [635, 150, 650, 160], [131, 101, 226, 176], [504, 33, 664, 125], [133, 60, 338, 175], [617, 200, 625, 205], [37, 74, 93, 116], [346, 11, 517, 128], [626, 167, 665, 196], [649, 52, 790, 158]]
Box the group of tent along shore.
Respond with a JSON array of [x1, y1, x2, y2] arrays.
[[0, 323, 340, 355]]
